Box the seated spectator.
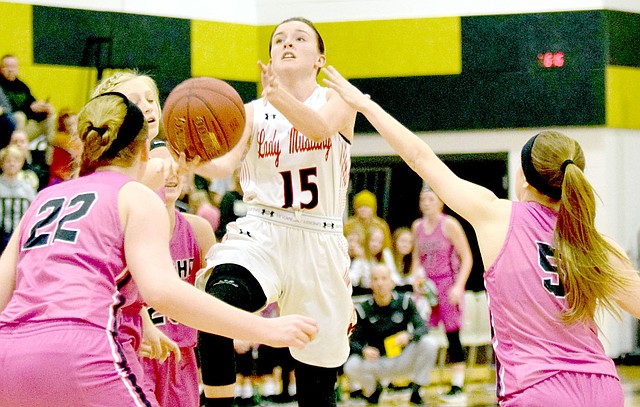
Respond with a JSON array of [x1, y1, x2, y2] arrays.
[[47, 108, 81, 186], [345, 189, 392, 249], [0, 54, 55, 142], [344, 264, 438, 405], [0, 87, 15, 148], [9, 129, 48, 191], [365, 223, 401, 283], [346, 223, 371, 298], [0, 144, 36, 251], [391, 227, 415, 293]]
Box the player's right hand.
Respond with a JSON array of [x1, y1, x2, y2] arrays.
[[263, 314, 319, 349]]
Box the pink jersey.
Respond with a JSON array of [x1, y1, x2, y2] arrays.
[[0, 171, 158, 406], [147, 209, 200, 348], [485, 201, 618, 399], [414, 215, 459, 279], [0, 171, 132, 331], [140, 210, 201, 407]]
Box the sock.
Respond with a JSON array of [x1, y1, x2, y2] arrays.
[[451, 371, 465, 388]]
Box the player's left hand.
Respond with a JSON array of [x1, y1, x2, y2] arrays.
[[321, 66, 372, 111], [139, 324, 181, 364], [448, 283, 465, 306]]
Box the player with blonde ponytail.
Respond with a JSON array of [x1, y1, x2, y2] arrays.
[[0, 93, 317, 407], [322, 66, 640, 407]]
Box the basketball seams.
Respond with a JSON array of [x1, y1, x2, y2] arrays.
[[163, 77, 245, 162]]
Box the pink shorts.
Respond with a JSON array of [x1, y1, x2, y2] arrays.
[[0, 321, 158, 407], [428, 274, 463, 332], [500, 371, 623, 407], [141, 346, 199, 407]]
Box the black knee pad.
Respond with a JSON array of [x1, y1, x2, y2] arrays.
[[204, 263, 267, 312], [446, 330, 466, 363], [199, 264, 267, 386], [295, 360, 338, 407]]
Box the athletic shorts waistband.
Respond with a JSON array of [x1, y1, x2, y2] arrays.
[[246, 205, 343, 233]]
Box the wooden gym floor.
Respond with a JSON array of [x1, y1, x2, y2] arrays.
[[251, 363, 640, 406]]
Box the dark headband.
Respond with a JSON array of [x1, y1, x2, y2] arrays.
[[521, 134, 562, 200], [90, 92, 145, 159]]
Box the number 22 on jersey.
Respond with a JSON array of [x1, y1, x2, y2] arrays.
[[23, 192, 97, 249]]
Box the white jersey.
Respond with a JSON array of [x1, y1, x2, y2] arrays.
[[240, 86, 351, 218]]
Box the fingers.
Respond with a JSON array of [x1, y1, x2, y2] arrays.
[[171, 343, 182, 363]]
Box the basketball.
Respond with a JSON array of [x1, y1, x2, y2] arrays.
[[162, 77, 246, 162]]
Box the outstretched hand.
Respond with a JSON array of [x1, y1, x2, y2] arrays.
[[321, 66, 371, 111], [263, 314, 319, 349], [258, 60, 280, 105]]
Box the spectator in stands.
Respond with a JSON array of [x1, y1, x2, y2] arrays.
[[345, 190, 392, 249], [365, 223, 401, 282], [0, 144, 36, 251], [391, 227, 415, 293], [344, 264, 438, 405], [346, 223, 370, 297], [0, 55, 55, 142], [0, 87, 15, 148], [47, 108, 81, 186], [9, 129, 48, 191]]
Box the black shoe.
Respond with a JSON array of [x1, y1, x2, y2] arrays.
[[439, 385, 466, 404], [349, 389, 365, 400], [409, 388, 424, 405], [270, 393, 295, 404], [365, 383, 384, 405]]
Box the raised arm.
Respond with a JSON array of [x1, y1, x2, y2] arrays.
[[322, 66, 506, 229], [260, 61, 356, 142], [121, 182, 318, 348]]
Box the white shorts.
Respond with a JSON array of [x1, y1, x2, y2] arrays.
[[205, 205, 354, 368]]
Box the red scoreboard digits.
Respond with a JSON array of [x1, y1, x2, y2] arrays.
[[537, 51, 565, 68]]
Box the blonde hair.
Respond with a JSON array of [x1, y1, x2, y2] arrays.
[[92, 71, 161, 122], [0, 144, 26, 164], [77, 94, 148, 176], [531, 130, 631, 324]]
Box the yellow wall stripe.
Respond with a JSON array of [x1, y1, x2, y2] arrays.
[[191, 20, 259, 81], [314, 18, 462, 79], [606, 66, 640, 129]]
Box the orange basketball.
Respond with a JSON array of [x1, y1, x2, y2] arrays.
[[162, 77, 246, 162]]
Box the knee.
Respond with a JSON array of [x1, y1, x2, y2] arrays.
[[417, 335, 439, 354], [205, 264, 266, 311], [343, 355, 363, 377]]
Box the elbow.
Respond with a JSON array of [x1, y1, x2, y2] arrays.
[[138, 278, 179, 314]]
